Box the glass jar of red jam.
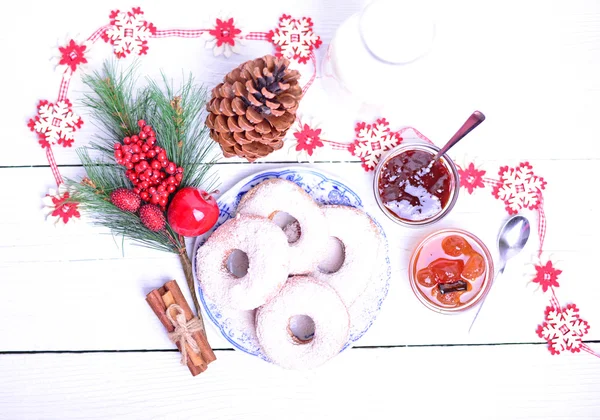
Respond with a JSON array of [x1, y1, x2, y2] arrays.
[[409, 229, 494, 314], [374, 143, 459, 227]]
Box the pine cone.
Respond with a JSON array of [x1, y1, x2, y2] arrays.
[[206, 55, 302, 162]]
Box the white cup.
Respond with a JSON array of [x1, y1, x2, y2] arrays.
[[322, 0, 437, 106]]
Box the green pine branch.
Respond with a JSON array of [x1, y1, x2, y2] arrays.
[[69, 60, 219, 255], [66, 149, 184, 254], [81, 60, 151, 156], [145, 73, 218, 191]]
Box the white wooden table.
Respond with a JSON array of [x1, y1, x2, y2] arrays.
[[2, 0, 600, 418]]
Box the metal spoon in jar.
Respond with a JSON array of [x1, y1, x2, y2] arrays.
[[419, 111, 486, 175], [468, 215, 531, 332]]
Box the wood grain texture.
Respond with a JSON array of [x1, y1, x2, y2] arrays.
[[0, 161, 599, 352], [0, 346, 599, 420], [3, 0, 600, 166], [1, 0, 600, 417]]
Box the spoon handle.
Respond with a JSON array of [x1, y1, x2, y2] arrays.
[[433, 111, 486, 161], [468, 264, 505, 333]]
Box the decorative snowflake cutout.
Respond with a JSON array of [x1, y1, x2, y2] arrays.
[[51, 37, 90, 78], [532, 260, 562, 292], [537, 304, 589, 355], [288, 119, 325, 162], [268, 14, 322, 64], [492, 162, 546, 214], [102, 7, 157, 58], [42, 185, 81, 226], [458, 162, 486, 194], [203, 17, 244, 58], [28, 99, 83, 148], [350, 118, 403, 171]]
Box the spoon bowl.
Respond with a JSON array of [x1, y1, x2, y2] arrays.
[[498, 216, 531, 268]]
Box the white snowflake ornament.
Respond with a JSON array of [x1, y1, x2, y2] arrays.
[[537, 304, 589, 355], [492, 162, 546, 215], [350, 118, 403, 171], [28, 99, 83, 148], [102, 7, 157, 58], [268, 14, 322, 64]]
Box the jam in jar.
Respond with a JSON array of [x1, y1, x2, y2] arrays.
[[374, 144, 459, 227], [409, 229, 494, 313]]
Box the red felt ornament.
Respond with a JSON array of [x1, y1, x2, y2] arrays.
[[110, 188, 141, 212], [167, 187, 219, 237], [139, 204, 166, 232]]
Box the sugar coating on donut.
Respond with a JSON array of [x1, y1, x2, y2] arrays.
[[256, 276, 350, 370], [196, 215, 290, 310], [313, 205, 382, 307], [237, 179, 327, 274]]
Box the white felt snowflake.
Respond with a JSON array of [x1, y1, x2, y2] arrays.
[[350, 118, 403, 171], [28, 99, 83, 148], [537, 304, 589, 355], [102, 7, 157, 58], [268, 14, 322, 64], [492, 162, 546, 215]]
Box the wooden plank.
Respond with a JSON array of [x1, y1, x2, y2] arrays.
[[0, 346, 598, 419], [4, 0, 600, 166], [0, 162, 599, 351]]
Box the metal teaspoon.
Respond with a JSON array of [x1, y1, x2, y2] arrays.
[[468, 215, 531, 332]]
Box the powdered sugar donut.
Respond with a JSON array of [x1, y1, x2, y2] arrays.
[[256, 276, 350, 370], [196, 215, 290, 310], [236, 179, 327, 274], [314, 205, 382, 307]]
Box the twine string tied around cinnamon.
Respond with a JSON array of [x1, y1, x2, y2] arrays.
[[165, 304, 204, 365]]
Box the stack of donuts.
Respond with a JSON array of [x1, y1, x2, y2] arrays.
[[196, 179, 383, 370]]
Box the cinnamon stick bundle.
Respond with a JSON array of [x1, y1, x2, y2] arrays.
[[146, 280, 216, 376]]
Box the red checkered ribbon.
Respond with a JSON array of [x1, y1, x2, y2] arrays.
[[57, 78, 70, 102], [245, 32, 269, 41], [153, 29, 207, 38], [46, 147, 63, 186]]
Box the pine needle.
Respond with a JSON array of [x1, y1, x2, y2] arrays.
[[145, 73, 219, 191], [69, 60, 219, 254]]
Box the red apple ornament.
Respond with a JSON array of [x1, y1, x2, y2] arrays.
[[167, 187, 219, 236]]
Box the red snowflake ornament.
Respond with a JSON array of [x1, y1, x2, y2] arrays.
[[458, 162, 486, 194], [42, 187, 81, 225], [533, 260, 562, 292], [268, 14, 322, 64], [28, 99, 83, 148], [537, 304, 589, 355], [350, 118, 402, 171], [294, 124, 324, 156], [102, 7, 157, 58], [58, 39, 88, 73], [492, 162, 546, 215]]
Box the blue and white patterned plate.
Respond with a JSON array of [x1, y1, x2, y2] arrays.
[[192, 167, 391, 361]]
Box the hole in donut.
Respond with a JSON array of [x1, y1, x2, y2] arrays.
[[288, 315, 315, 344], [269, 211, 302, 244], [317, 237, 346, 274], [226, 249, 249, 278]]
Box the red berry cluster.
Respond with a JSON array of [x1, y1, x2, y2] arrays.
[[113, 120, 184, 210]]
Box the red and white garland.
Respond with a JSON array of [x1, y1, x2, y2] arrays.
[[27, 7, 321, 189], [28, 7, 595, 358]]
